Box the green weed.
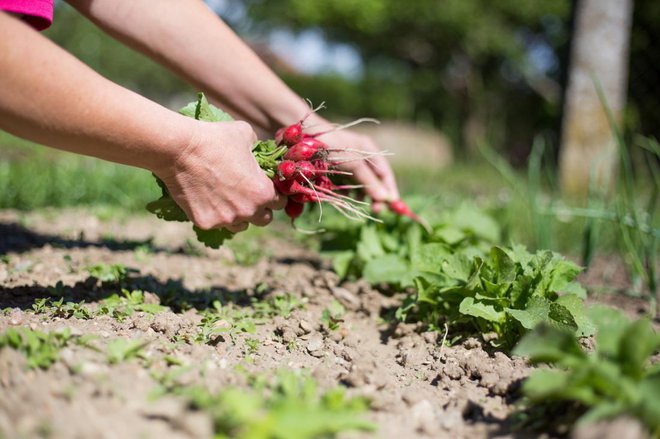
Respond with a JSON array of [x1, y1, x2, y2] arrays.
[[157, 369, 373, 439], [86, 263, 129, 283], [0, 327, 74, 369], [97, 289, 168, 322], [321, 300, 346, 331], [106, 338, 150, 364]]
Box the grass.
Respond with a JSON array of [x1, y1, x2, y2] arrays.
[[0, 132, 157, 211]]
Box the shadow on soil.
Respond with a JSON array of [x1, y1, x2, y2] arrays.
[[0, 272, 262, 312], [0, 221, 190, 256]]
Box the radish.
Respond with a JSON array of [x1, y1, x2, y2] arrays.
[[273, 178, 296, 195], [284, 198, 304, 220], [276, 160, 297, 180], [388, 200, 431, 232], [315, 175, 333, 191], [275, 101, 326, 146], [284, 142, 323, 162], [290, 193, 315, 204], [276, 124, 303, 146], [293, 161, 316, 182], [276, 160, 348, 185], [311, 159, 328, 171]]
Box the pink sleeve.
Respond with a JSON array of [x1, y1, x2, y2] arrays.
[[0, 0, 54, 30]]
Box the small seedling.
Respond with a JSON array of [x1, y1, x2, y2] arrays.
[[62, 254, 75, 273], [97, 289, 167, 322], [86, 263, 129, 283], [245, 338, 261, 356], [252, 293, 306, 320], [133, 244, 153, 262], [0, 327, 73, 369], [31, 297, 52, 314], [106, 338, 149, 364], [321, 300, 346, 331], [154, 369, 373, 438]]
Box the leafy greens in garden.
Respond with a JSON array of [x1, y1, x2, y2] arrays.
[[319, 202, 591, 349], [514, 305, 660, 436]]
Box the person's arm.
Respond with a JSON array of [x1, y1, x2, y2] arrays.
[[65, 0, 399, 204], [0, 12, 283, 232]]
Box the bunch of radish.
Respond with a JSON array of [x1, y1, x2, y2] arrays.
[[149, 93, 426, 249], [271, 105, 427, 230]]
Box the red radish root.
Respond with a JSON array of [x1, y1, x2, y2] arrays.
[[388, 199, 431, 232]]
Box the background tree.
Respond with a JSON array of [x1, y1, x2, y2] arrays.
[[559, 0, 634, 196]]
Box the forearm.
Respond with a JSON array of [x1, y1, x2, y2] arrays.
[[0, 12, 191, 172], [65, 0, 321, 133]]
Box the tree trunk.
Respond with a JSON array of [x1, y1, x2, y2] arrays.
[[559, 0, 634, 196]]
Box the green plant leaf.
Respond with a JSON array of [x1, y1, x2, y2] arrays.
[[459, 297, 505, 323], [508, 296, 551, 330], [555, 294, 595, 336], [329, 251, 355, 279], [193, 226, 235, 249], [356, 225, 385, 261], [548, 302, 578, 332], [521, 368, 570, 399], [618, 318, 660, 380], [489, 246, 517, 284], [180, 92, 234, 122], [451, 203, 501, 243], [638, 374, 660, 434], [588, 305, 630, 359], [442, 253, 474, 283], [410, 243, 451, 273], [433, 226, 466, 245], [548, 259, 583, 293], [513, 323, 585, 363], [363, 254, 410, 285], [146, 196, 188, 222]]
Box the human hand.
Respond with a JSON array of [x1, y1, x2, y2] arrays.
[[153, 120, 286, 233], [315, 129, 400, 212]]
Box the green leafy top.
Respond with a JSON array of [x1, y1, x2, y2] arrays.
[[320, 201, 500, 283], [179, 93, 234, 122], [409, 244, 589, 349]]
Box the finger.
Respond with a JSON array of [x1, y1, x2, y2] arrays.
[[367, 155, 400, 199], [225, 222, 249, 233], [351, 163, 390, 202], [372, 200, 386, 214], [235, 120, 258, 145], [265, 189, 287, 210], [249, 208, 273, 227]]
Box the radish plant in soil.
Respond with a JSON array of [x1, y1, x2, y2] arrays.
[[147, 93, 421, 248], [317, 201, 593, 350]]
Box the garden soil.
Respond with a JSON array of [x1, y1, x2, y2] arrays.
[[0, 209, 652, 439]]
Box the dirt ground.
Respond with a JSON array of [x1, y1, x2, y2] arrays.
[[0, 209, 652, 439]]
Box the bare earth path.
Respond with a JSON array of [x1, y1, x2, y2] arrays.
[[0, 209, 650, 439]]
